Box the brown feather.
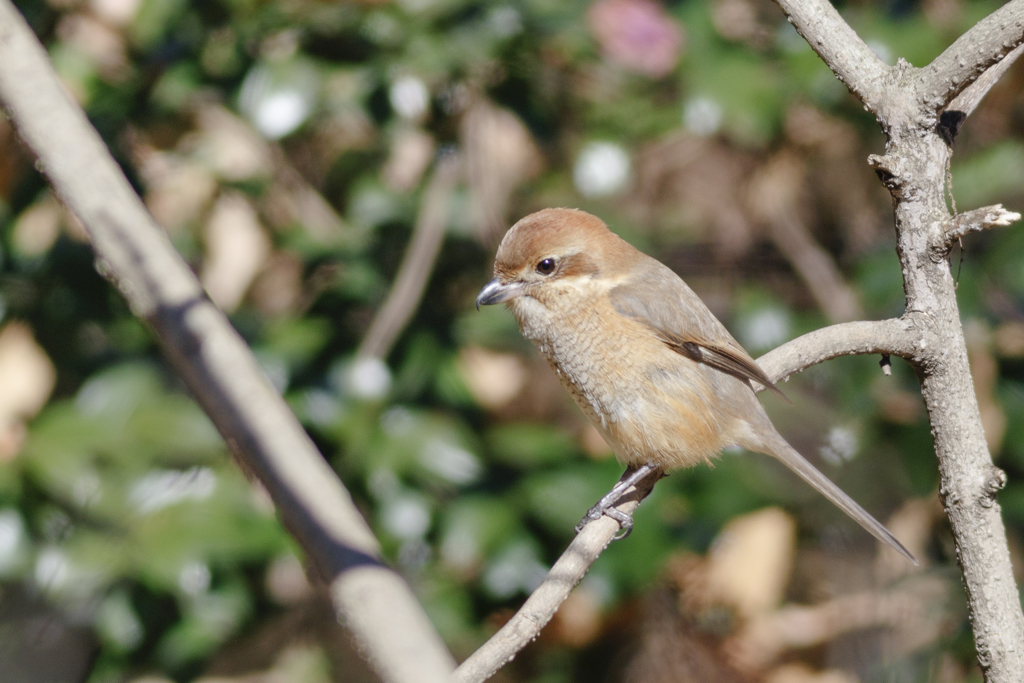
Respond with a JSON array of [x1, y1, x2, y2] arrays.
[[609, 257, 788, 402], [660, 335, 789, 402]]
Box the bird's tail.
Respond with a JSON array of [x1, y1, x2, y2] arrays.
[[764, 435, 917, 564]]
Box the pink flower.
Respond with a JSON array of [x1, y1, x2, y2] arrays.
[[587, 0, 684, 78]]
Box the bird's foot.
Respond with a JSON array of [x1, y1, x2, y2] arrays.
[[575, 502, 635, 537], [574, 462, 659, 538]]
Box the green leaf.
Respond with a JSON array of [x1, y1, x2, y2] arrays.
[[486, 423, 579, 469]]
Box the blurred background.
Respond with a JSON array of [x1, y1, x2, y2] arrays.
[[0, 0, 1022, 681]]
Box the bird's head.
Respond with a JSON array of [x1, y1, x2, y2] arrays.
[[476, 208, 636, 309]]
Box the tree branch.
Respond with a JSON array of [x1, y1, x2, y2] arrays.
[[948, 44, 1024, 120], [940, 204, 1021, 248], [939, 44, 1024, 144], [747, 152, 863, 323], [726, 575, 948, 672], [828, 1, 1024, 678], [772, 0, 889, 110], [357, 151, 460, 361], [755, 318, 923, 386], [919, 0, 1024, 112], [454, 471, 660, 683], [0, 4, 456, 682]]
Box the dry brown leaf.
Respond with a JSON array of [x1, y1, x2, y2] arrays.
[[922, 0, 964, 31], [249, 252, 304, 316], [13, 192, 93, 250], [765, 663, 857, 683], [546, 582, 604, 648], [994, 320, 1024, 357], [931, 653, 968, 683], [181, 105, 351, 244], [631, 133, 756, 257], [12, 194, 63, 257], [461, 99, 543, 244], [56, 13, 129, 81], [457, 346, 527, 410], [140, 152, 219, 233], [201, 193, 272, 312], [747, 152, 863, 323], [712, 0, 761, 43], [622, 590, 752, 683], [383, 127, 436, 193], [265, 554, 312, 606], [191, 104, 274, 182], [196, 645, 331, 683], [872, 378, 923, 425], [0, 323, 56, 461], [785, 105, 885, 254], [89, 0, 141, 26], [261, 147, 350, 243], [874, 497, 939, 583], [706, 507, 796, 618]]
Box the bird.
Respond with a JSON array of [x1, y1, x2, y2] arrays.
[[476, 207, 915, 563]]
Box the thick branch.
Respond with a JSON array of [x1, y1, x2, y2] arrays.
[[865, 2, 1024, 677], [941, 204, 1021, 247], [0, 4, 455, 682], [755, 318, 923, 386], [454, 472, 660, 683], [772, 0, 889, 109], [920, 0, 1024, 111], [357, 152, 459, 360]]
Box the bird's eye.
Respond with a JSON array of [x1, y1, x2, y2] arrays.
[[536, 258, 556, 275]]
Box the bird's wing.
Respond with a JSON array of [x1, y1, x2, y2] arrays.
[[609, 258, 788, 401]]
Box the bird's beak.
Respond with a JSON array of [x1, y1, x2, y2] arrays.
[[476, 278, 522, 310]]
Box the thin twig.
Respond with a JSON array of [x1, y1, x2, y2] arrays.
[[748, 153, 863, 323], [920, 0, 1024, 112], [767, 211, 863, 322], [755, 318, 924, 386], [941, 204, 1021, 247], [948, 44, 1024, 122], [454, 470, 661, 683], [0, 4, 456, 682], [357, 151, 461, 360], [772, 0, 889, 110]]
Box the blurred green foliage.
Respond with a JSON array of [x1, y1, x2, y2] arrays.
[[0, 0, 1022, 682]]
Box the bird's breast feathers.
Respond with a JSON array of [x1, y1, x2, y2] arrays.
[[510, 285, 729, 467]]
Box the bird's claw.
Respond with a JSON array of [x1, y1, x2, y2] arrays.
[[605, 508, 634, 538], [574, 505, 634, 539], [574, 508, 601, 535], [575, 463, 659, 537]]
